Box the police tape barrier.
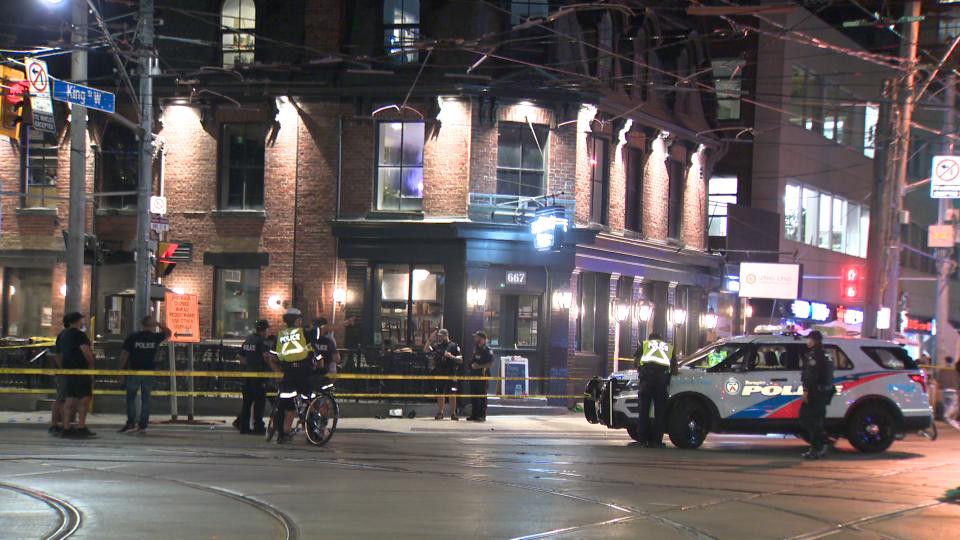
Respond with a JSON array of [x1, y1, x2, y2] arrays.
[[0, 387, 582, 400], [0, 367, 588, 381], [0, 340, 56, 350]]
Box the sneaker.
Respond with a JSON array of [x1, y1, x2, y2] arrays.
[[816, 446, 829, 459], [450, 415, 460, 421], [48, 425, 63, 435], [801, 448, 821, 460], [465, 417, 478, 422], [134, 428, 146, 435], [232, 418, 241, 430], [434, 413, 444, 420], [60, 428, 77, 438], [118, 424, 136, 433], [74, 427, 96, 439]]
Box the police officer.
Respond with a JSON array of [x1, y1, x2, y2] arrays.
[[634, 333, 674, 448], [275, 308, 317, 442], [800, 330, 835, 460], [427, 329, 463, 420], [312, 316, 340, 382], [800, 330, 835, 459], [467, 331, 494, 422], [238, 320, 277, 434]]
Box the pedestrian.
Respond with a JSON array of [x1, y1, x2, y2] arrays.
[[800, 330, 835, 460], [238, 320, 276, 434], [634, 332, 674, 448], [427, 329, 462, 420], [118, 316, 172, 434], [59, 312, 96, 438], [49, 319, 69, 435], [467, 331, 494, 422], [937, 356, 959, 430]]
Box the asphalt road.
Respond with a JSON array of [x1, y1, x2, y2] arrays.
[[0, 414, 958, 540]]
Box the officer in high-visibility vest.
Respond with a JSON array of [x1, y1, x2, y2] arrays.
[[634, 333, 675, 448], [707, 348, 728, 368], [275, 308, 316, 442]]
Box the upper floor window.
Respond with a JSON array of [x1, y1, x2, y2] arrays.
[[708, 176, 737, 237], [98, 125, 138, 210], [790, 65, 872, 157], [589, 137, 609, 225], [22, 126, 58, 209], [712, 58, 744, 121], [215, 268, 260, 338], [497, 122, 547, 197], [510, 0, 550, 25], [377, 122, 424, 211], [221, 0, 255, 67], [219, 123, 265, 210], [384, 0, 420, 63], [625, 148, 644, 233], [784, 181, 868, 257], [668, 159, 686, 240]]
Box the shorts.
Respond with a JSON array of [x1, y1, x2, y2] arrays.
[[280, 360, 313, 397], [55, 376, 67, 402], [64, 375, 93, 399], [433, 370, 458, 394]]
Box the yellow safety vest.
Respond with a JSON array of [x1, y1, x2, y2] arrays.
[[276, 327, 311, 363], [707, 349, 727, 367], [640, 340, 673, 367]]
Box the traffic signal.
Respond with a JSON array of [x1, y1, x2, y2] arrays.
[[155, 242, 179, 278], [840, 265, 863, 302], [0, 66, 28, 141]]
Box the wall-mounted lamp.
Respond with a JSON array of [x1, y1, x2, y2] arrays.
[[333, 288, 347, 306], [744, 304, 754, 318], [671, 307, 687, 326], [268, 295, 285, 310], [636, 302, 654, 323], [614, 301, 631, 323], [702, 309, 719, 330], [552, 290, 573, 310], [466, 286, 487, 308], [59, 284, 67, 297]]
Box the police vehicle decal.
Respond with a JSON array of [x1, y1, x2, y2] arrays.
[[728, 371, 901, 420]]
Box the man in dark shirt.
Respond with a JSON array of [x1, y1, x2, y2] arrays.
[[800, 331, 835, 460], [427, 329, 463, 420], [467, 331, 494, 422], [118, 316, 171, 434], [58, 312, 96, 438], [238, 320, 277, 434]]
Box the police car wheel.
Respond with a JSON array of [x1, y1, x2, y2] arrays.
[[845, 405, 896, 453], [626, 422, 644, 443], [668, 399, 709, 449]]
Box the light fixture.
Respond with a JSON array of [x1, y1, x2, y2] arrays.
[[744, 304, 754, 318], [7, 285, 14, 296], [877, 307, 892, 330], [614, 301, 630, 323], [412, 269, 430, 282], [170, 287, 185, 295], [466, 286, 487, 308], [268, 295, 284, 310], [636, 302, 654, 322], [39, 0, 67, 5], [59, 284, 67, 297], [702, 309, 718, 330], [671, 308, 687, 326], [552, 290, 573, 310], [333, 288, 347, 305], [725, 279, 740, 293]]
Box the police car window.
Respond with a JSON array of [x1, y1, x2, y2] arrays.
[[823, 346, 854, 370], [685, 344, 745, 371], [747, 344, 798, 371], [860, 347, 918, 370]]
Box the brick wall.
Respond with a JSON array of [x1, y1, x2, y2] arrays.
[[304, 0, 343, 53], [424, 97, 471, 216], [643, 136, 670, 240], [682, 146, 707, 249]]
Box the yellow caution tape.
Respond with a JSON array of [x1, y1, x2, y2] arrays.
[[0, 367, 587, 381], [0, 387, 581, 400]]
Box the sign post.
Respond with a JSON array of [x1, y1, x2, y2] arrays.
[[24, 58, 55, 133], [164, 292, 199, 421], [931, 155, 960, 199]]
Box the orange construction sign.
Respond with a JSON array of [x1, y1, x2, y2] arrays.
[[165, 292, 200, 343]]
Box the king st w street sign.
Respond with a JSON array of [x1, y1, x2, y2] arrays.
[[52, 79, 115, 114]]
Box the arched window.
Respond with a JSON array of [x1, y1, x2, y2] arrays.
[[222, 0, 255, 67]]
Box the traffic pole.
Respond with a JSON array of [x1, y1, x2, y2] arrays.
[[65, 0, 87, 314], [932, 75, 955, 366], [133, 0, 155, 321]]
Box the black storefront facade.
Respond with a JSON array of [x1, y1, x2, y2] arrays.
[[333, 220, 597, 404]]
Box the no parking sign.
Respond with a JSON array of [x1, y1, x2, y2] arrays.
[[931, 155, 960, 198]]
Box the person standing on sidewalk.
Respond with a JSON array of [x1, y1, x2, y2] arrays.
[[427, 329, 462, 420], [49, 319, 69, 435], [60, 312, 96, 439], [634, 333, 674, 448], [238, 320, 277, 434], [467, 331, 494, 422], [937, 356, 959, 430], [800, 331, 835, 460], [118, 316, 171, 434]]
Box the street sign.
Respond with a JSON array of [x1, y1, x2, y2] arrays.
[[928, 224, 956, 248], [165, 292, 200, 343], [150, 216, 169, 232], [51, 79, 115, 113], [24, 58, 55, 133], [150, 195, 167, 215], [931, 155, 960, 198]]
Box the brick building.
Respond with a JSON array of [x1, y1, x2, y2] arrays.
[[0, 1, 724, 397]]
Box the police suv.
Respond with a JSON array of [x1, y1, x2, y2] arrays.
[[583, 335, 933, 453]]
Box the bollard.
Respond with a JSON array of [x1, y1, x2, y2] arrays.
[[187, 344, 195, 421], [168, 341, 178, 420]]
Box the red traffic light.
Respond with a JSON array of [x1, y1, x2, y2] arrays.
[[4, 80, 29, 105], [840, 265, 862, 301]]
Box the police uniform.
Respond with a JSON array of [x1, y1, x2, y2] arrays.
[[239, 333, 269, 433], [468, 342, 494, 420], [275, 326, 315, 400], [429, 340, 462, 394], [635, 339, 674, 446], [799, 344, 835, 456]]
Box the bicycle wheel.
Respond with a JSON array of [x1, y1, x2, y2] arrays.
[[304, 393, 338, 447], [265, 404, 279, 442]]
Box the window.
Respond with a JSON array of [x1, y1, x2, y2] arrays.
[[589, 137, 609, 225], [497, 122, 547, 197], [861, 346, 919, 370], [784, 181, 868, 257], [576, 272, 598, 352], [712, 58, 745, 121], [483, 294, 501, 347], [22, 127, 58, 208], [668, 159, 686, 240], [791, 64, 869, 152], [516, 295, 540, 347], [214, 268, 260, 338], [221, 0, 255, 67], [377, 122, 424, 211], [374, 264, 444, 347], [510, 0, 549, 25], [863, 105, 879, 158], [3, 268, 53, 337], [625, 148, 644, 233], [940, 8, 960, 43], [685, 343, 747, 371], [384, 0, 420, 63], [219, 123, 265, 209], [98, 125, 138, 210], [823, 346, 854, 371], [708, 176, 737, 237]]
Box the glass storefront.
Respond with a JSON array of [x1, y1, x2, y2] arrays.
[[483, 293, 540, 349], [3, 268, 54, 337], [374, 264, 444, 347], [215, 268, 260, 338]]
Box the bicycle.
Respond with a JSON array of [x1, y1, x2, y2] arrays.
[[265, 382, 339, 447]]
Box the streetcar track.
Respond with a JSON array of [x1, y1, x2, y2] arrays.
[[0, 481, 82, 540], [786, 500, 946, 540]]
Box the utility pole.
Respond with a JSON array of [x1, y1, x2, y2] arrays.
[[862, 81, 895, 338], [133, 0, 155, 321], [884, 0, 922, 337], [64, 0, 87, 314], [932, 74, 955, 365]]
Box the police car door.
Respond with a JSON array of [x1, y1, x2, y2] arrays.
[[725, 343, 806, 421], [680, 343, 753, 420]]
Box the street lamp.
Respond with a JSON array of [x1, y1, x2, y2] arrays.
[[635, 302, 654, 323], [702, 309, 719, 330], [671, 308, 687, 326]]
